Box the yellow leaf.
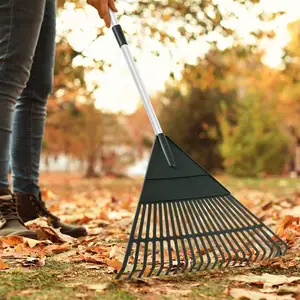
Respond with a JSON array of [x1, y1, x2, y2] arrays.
[[0, 259, 9, 270]]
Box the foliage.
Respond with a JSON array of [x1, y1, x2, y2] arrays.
[[220, 93, 289, 177], [280, 20, 300, 133], [160, 47, 247, 171], [58, 0, 283, 46]]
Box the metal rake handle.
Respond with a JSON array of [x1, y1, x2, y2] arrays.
[[109, 9, 162, 135], [109, 9, 176, 167]]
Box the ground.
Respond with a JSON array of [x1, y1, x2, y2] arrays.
[[0, 173, 299, 300]]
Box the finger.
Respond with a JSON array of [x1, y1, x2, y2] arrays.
[[99, 0, 108, 18], [108, 0, 118, 12], [99, 0, 110, 27]]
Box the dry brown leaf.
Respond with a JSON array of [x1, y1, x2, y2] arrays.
[[0, 258, 9, 270], [230, 273, 300, 288], [99, 202, 111, 221], [109, 245, 125, 260], [24, 238, 52, 248], [85, 283, 109, 293], [44, 243, 70, 254], [0, 236, 24, 247], [229, 288, 294, 300], [105, 258, 122, 271]]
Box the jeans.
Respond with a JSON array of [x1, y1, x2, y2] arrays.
[[0, 0, 56, 198]]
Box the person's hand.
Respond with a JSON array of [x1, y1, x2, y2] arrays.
[[87, 0, 118, 28]]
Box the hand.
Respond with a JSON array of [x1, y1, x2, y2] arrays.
[[87, 0, 118, 28]]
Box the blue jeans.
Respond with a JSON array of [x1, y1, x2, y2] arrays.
[[0, 0, 56, 198]]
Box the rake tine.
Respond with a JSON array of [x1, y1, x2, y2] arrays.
[[201, 199, 232, 268], [218, 196, 264, 262], [195, 199, 226, 268], [210, 197, 247, 265], [184, 200, 205, 271], [148, 203, 157, 277], [172, 201, 189, 272], [117, 203, 142, 279], [163, 202, 173, 275], [225, 196, 274, 261], [156, 203, 165, 276], [127, 203, 147, 279], [204, 198, 238, 267], [177, 201, 197, 272], [167, 202, 182, 274], [189, 200, 218, 269], [215, 196, 258, 264], [229, 195, 287, 249], [138, 203, 152, 278], [226, 196, 274, 259], [228, 195, 286, 256], [181, 201, 204, 272]]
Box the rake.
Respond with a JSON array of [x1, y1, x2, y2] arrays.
[[108, 9, 288, 279]]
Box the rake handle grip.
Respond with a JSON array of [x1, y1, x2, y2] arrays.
[[109, 9, 176, 168]]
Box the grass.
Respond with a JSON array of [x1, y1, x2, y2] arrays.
[[0, 261, 136, 300], [217, 176, 300, 195]]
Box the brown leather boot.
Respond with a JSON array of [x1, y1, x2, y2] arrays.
[[15, 192, 88, 238], [0, 189, 37, 239]]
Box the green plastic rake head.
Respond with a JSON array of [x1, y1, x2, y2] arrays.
[[108, 9, 288, 280]]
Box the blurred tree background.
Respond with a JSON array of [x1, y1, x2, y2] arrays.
[[43, 0, 300, 178]]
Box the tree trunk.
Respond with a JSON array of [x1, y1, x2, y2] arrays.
[[296, 137, 300, 176], [85, 153, 99, 178]]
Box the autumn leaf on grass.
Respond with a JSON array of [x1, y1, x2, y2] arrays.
[[276, 215, 300, 245], [23, 238, 52, 248], [0, 258, 9, 270], [85, 283, 109, 294], [72, 254, 106, 264], [22, 256, 46, 268], [44, 243, 70, 254], [109, 245, 125, 261], [277, 215, 299, 233], [27, 218, 75, 243], [229, 288, 294, 300], [99, 202, 111, 221], [105, 245, 125, 271], [0, 236, 24, 247], [229, 273, 300, 288], [105, 258, 122, 271]]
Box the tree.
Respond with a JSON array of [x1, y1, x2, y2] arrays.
[[220, 92, 289, 177], [159, 48, 243, 171], [280, 19, 300, 174]]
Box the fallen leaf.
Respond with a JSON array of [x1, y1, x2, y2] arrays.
[[230, 288, 294, 300], [230, 273, 300, 288], [22, 256, 46, 268], [24, 238, 51, 248], [0, 236, 24, 247], [0, 259, 9, 270], [109, 245, 125, 261], [85, 283, 109, 293], [105, 258, 122, 271]]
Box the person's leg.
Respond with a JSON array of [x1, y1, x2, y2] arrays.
[[12, 0, 88, 238], [11, 0, 56, 198], [0, 0, 46, 190], [0, 0, 46, 238]]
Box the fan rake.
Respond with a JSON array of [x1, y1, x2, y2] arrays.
[[108, 9, 288, 279]]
